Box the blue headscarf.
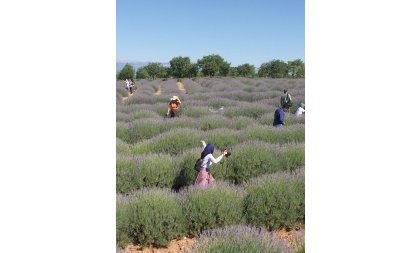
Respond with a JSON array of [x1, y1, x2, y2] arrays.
[[201, 143, 215, 159]]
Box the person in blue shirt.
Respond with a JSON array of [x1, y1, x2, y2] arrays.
[[273, 106, 285, 128]]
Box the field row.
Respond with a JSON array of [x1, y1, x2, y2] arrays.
[[117, 140, 304, 193], [117, 78, 304, 95], [183, 225, 303, 253], [117, 119, 305, 147], [117, 169, 304, 249], [117, 107, 304, 125], [116, 78, 305, 112]]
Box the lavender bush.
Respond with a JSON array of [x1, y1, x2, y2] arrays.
[[186, 225, 292, 253], [243, 170, 305, 230], [180, 184, 245, 236], [117, 188, 187, 247], [116, 77, 305, 248]]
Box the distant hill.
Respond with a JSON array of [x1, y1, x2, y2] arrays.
[[116, 61, 170, 72]]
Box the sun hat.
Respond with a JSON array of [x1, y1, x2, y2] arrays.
[[171, 96, 181, 103]]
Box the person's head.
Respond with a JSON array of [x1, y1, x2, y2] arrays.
[[171, 95, 181, 103], [201, 143, 215, 159], [299, 102, 305, 108], [283, 89, 288, 93]]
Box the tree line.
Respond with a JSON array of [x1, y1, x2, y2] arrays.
[[117, 54, 304, 80]]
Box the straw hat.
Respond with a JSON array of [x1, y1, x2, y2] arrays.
[[170, 96, 181, 103]]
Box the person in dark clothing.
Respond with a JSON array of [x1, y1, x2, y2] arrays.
[[280, 89, 292, 112], [129, 78, 135, 94], [273, 106, 285, 128]]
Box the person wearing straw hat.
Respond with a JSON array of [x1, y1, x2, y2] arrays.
[[295, 102, 305, 116], [166, 95, 181, 117]]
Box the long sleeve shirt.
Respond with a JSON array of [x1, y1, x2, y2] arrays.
[[273, 107, 285, 126], [201, 142, 223, 170]]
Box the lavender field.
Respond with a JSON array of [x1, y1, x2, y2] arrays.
[[116, 78, 305, 252]]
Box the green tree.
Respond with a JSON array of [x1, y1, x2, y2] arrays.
[[197, 54, 231, 77], [143, 63, 167, 80], [187, 63, 199, 78], [228, 67, 238, 77], [118, 64, 135, 80], [136, 67, 150, 79], [169, 56, 192, 78], [287, 59, 305, 78], [236, 63, 255, 77], [257, 63, 270, 78], [269, 60, 288, 78], [257, 60, 288, 78]]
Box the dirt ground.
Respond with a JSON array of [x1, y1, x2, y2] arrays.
[[119, 237, 196, 253], [119, 228, 303, 253], [176, 82, 187, 94]]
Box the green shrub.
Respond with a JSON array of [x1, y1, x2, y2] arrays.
[[116, 195, 131, 248], [183, 106, 212, 118], [116, 154, 180, 193], [126, 96, 156, 105], [116, 87, 129, 97], [246, 124, 305, 144], [190, 225, 292, 253], [224, 105, 271, 119], [120, 120, 165, 144], [221, 142, 305, 184], [231, 116, 254, 130], [132, 110, 161, 120], [116, 112, 132, 122], [182, 184, 244, 236], [116, 138, 131, 155], [152, 103, 169, 116], [166, 117, 198, 129], [199, 115, 231, 131], [139, 154, 179, 188], [116, 155, 141, 194], [207, 97, 237, 108], [223, 142, 280, 184], [284, 114, 306, 125], [204, 129, 244, 150], [243, 170, 305, 230], [146, 129, 202, 155], [258, 112, 274, 125], [123, 189, 187, 247], [131, 142, 149, 155], [116, 122, 130, 144], [279, 144, 305, 171], [173, 147, 202, 190]]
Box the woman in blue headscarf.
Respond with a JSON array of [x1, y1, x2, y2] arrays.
[[194, 140, 228, 187]]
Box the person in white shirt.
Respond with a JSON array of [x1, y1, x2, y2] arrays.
[[295, 102, 305, 116], [194, 140, 228, 187], [124, 79, 130, 92]]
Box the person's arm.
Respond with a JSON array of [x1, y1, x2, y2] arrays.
[[201, 140, 207, 151], [208, 150, 228, 165]]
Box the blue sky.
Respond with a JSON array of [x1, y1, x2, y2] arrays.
[[117, 0, 304, 67]]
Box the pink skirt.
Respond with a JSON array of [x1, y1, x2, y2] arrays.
[[194, 168, 215, 187]]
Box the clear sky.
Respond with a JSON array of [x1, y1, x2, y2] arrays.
[[117, 0, 304, 67]]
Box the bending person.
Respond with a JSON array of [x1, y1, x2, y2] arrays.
[[166, 95, 181, 117], [194, 140, 228, 187]]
